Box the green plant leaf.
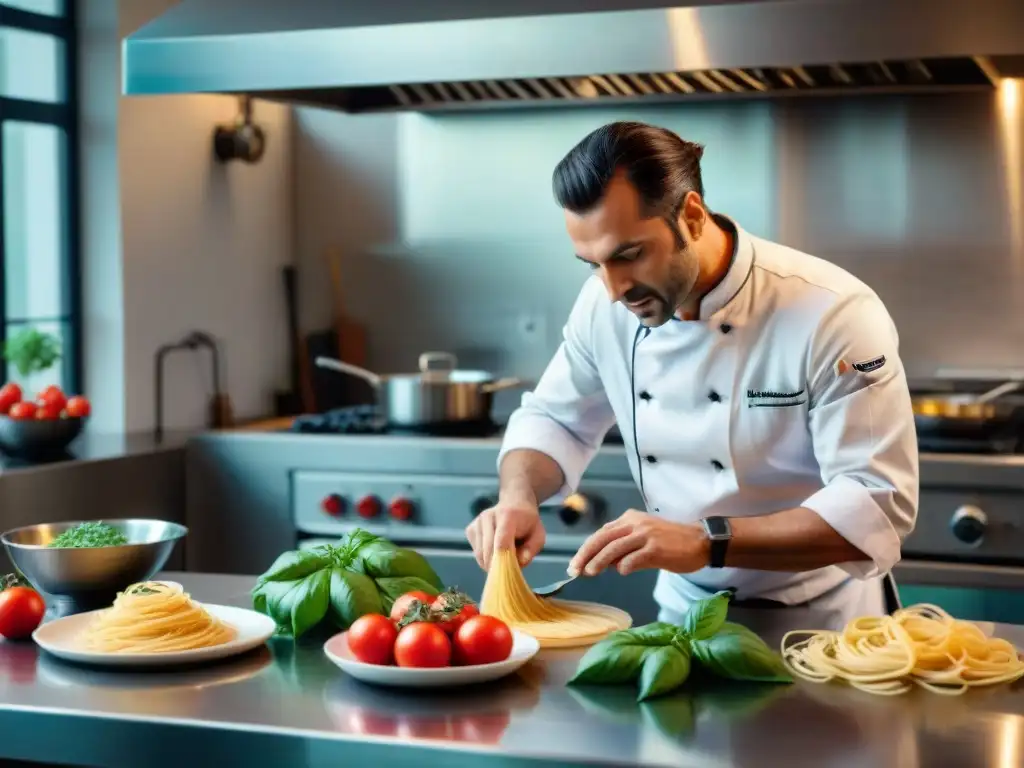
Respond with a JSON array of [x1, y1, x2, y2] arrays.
[[256, 549, 331, 584], [690, 623, 791, 683], [252, 579, 306, 635], [2, 328, 61, 377], [289, 568, 331, 638], [569, 624, 675, 686], [638, 645, 692, 701], [358, 546, 444, 590], [374, 575, 443, 602], [328, 568, 383, 628], [681, 592, 730, 641]]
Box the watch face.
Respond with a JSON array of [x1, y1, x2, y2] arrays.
[[703, 516, 731, 540]]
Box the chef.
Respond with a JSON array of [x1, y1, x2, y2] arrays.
[[465, 120, 919, 626]]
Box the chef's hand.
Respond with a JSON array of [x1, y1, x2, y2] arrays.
[[568, 510, 709, 577], [466, 498, 546, 572]]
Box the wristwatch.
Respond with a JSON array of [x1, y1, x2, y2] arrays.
[[701, 516, 732, 568]]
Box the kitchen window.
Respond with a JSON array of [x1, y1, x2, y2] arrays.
[[0, 0, 81, 394]]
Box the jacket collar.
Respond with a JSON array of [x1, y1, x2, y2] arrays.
[[696, 213, 755, 321]]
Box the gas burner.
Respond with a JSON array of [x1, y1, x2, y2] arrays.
[[290, 406, 501, 438]]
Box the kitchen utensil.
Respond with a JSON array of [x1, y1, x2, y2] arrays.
[[0, 415, 84, 460], [326, 246, 368, 370], [275, 266, 312, 416], [532, 574, 577, 598], [912, 379, 1023, 445], [1, 519, 187, 611], [33, 603, 274, 667], [323, 629, 540, 688], [314, 353, 523, 429]]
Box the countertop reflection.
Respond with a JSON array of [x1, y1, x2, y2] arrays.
[[0, 572, 1022, 768]]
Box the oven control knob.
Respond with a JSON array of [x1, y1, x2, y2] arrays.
[[559, 493, 596, 526], [320, 494, 346, 517], [355, 495, 383, 519], [950, 505, 987, 545], [470, 495, 497, 518], [389, 497, 416, 521]]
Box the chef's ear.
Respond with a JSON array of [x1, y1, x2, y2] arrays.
[[679, 192, 707, 240]]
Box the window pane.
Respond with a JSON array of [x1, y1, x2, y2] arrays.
[[3, 121, 66, 319], [0, 27, 63, 103], [1, 0, 63, 16], [4, 320, 68, 394]]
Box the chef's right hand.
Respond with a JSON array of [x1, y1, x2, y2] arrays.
[[466, 499, 546, 572]]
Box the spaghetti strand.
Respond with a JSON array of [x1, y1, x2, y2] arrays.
[[781, 604, 1024, 696], [78, 582, 236, 653]]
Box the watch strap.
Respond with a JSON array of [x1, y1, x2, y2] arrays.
[[702, 516, 732, 568]]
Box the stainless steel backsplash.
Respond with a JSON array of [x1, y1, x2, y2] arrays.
[[294, 87, 1024, 404]]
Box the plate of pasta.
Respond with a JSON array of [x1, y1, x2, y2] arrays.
[[32, 581, 275, 667]]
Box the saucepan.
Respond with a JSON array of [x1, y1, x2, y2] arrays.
[[912, 380, 1022, 442], [315, 352, 524, 430]]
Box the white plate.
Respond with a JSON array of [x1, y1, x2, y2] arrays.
[[324, 629, 540, 688], [33, 604, 276, 667]]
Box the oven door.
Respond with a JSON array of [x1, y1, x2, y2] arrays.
[[894, 559, 1024, 624], [298, 538, 661, 625]]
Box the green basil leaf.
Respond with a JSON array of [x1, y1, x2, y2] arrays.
[[358, 546, 444, 591], [289, 568, 331, 638], [691, 623, 791, 683], [256, 549, 331, 584], [328, 568, 383, 628], [638, 645, 692, 701], [374, 575, 442, 602], [253, 578, 306, 635], [681, 592, 730, 641], [570, 642, 651, 686], [344, 528, 384, 554]]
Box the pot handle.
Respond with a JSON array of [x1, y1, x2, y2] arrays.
[[418, 352, 457, 373], [480, 377, 525, 395], [314, 356, 382, 388]]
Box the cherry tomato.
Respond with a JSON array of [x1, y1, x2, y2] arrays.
[[64, 395, 91, 419], [431, 591, 479, 635], [34, 401, 62, 420], [347, 614, 399, 665], [453, 615, 514, 666], [37, 386, 66, 413], [389, 590, 434, 624], [7, 402, 36, 421], [394, 622, 451, 668], [0, 382, 21, 415], [0, 586, 45, 640]]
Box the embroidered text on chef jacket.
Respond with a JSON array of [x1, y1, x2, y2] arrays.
[[498, 217, 919, 609]]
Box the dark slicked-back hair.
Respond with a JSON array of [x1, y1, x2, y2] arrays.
[[552, 122, 705, 230]]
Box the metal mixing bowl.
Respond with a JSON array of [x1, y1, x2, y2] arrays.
[[0, 519, 187, 603]]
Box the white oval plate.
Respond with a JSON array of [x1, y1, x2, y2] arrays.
[[33, 604, 276, 667], [324, 629, 540, 688]]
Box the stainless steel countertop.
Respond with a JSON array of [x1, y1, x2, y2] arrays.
[[3, 572, 1024, 768]]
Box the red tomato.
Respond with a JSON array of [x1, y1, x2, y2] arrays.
[[389, 590, 434, 624], [394, 622, 451, 668], [7, 402, 36, 421], [0, 586, 45, 640], [64, 395, 91, 419], [34, 401, 63, 420], [0, 383, 21, 415], [347, 614, 399, 665], [453, 615, 514, 666], [431, 591, 479, 635], [37, 386, 66, 413]]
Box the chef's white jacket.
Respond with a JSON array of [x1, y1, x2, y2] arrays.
[[498, 215, 919, 615]]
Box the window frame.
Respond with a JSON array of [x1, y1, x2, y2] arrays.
[[0, 3, 82, 393]]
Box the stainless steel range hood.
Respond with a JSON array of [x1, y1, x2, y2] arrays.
[[123, 0, 1024, 113]]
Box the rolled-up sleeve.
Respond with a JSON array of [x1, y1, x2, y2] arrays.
[[800, 291, 919, 579], [497, 279, 616, 501]]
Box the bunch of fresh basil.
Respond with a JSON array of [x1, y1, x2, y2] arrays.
[[251, 529, 444, 638], [569, 591, 791, 701]]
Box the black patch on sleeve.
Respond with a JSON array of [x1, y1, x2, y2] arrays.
[[852, 355, 886, 373]]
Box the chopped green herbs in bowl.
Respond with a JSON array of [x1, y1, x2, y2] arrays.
[[46, 522, 129, 549], [0, 519, 187, 604]]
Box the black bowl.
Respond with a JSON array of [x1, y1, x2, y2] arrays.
[[0, 415, 84, 460]]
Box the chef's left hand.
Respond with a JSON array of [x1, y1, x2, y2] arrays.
[[568, 510, 709, 577]]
